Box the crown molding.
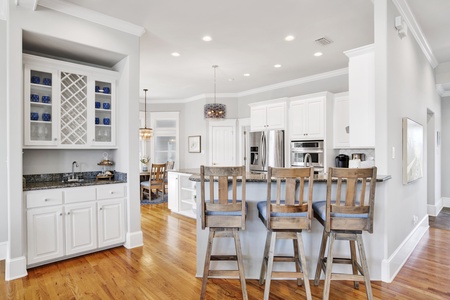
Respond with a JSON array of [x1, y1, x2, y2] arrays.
[[392, 0, 438, 68], [149, 93, 238, 104], [37, 0, 145, 37], [344, 44, 374, 58], [238, 67, 348, 97], [436, 84, 450, 97]]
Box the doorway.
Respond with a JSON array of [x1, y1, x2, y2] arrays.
[[427, 109, 439, 215]]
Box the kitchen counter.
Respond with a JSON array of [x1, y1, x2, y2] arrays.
[[23, 171, 127, 191]]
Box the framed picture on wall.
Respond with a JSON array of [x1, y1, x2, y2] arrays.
[[188, 135, 201, 153], [402, 117, 423, 184]]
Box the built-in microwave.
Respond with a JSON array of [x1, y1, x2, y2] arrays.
[[290, 140, 324, 172]]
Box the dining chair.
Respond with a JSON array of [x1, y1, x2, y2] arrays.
[[140, 163, 166, 201]]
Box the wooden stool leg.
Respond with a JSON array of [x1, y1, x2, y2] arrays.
[[323, 231, 336, 300], [263, 231, 276, 300], [259, 231, 271, 285], [314, 229, 328, 286], [356, 234, 373, 300], [233, 229, 248, 300], [349, 240, 360, 289], [293, 237, 303, 286], [296, 232, 312, 300], [201, 229, 215, 300]]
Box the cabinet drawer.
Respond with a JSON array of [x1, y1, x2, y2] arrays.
[[65, 186, 96, 204], [26, 190, 63, 208], [97, 184, 125, 200]]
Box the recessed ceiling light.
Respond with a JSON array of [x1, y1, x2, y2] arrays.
[[274, 64, 282, 68], [228, 78, 235, 82], [243, 73, 250, 77], [171, 52, 180, 57], [314, 52, 323, 57], [285, 35, 295, 41], [202, 36, 212, 42]]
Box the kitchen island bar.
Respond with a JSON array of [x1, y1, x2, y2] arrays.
[[190, 173, 391, 281]]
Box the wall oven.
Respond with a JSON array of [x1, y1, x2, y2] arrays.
[[290, 140, 324, 173]]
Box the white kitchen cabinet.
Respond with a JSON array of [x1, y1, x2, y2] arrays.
[[25, 183, 126, 266], [289, 94, 327, 140], [333, 92, 350, 148], [249, 99, 286, 131], [344, 44, 375, 148], [23, 54, 118, 149], [168, 171, 196, 219]]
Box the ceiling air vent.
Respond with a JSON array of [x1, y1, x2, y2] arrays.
[[315, 37, 333, 46]]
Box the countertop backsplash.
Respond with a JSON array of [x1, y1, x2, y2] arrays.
[[336, 149, 375, 161]]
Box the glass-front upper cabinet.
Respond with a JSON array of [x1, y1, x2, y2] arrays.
[[150, 112, 179, 165], [24, 65, 58, 146], [92, 79, 116, 146]]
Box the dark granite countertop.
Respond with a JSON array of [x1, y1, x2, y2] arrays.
[[23, 171, 127, 191]]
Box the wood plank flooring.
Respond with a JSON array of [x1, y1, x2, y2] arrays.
[[1, 203, 450, 299]]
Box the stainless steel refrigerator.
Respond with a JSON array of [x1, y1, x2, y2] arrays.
[[249, 130, 284, 173]]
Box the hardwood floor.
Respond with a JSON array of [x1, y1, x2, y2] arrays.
[[1, 203, 450, 299]]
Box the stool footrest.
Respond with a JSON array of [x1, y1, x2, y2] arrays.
[[272, 271, 306, 279], [209, 270, 240, 277], [331, 273, 365, 281], [210, 255, 238, 261], [273, 255, 298, 263]]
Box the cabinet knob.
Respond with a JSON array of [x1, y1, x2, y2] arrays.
[[100, 207, 103, 211], [67, 212, 70, 215], [44, 198, 49, 202], [59, 213, 63, 216], [54, 138, 57, 141], [110, 191, 114, 194]]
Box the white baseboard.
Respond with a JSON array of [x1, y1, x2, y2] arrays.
[[381, 215, 429, 282], [5, 256, 28, 281], [443, 197, 450, 208], [427, 198, 444, 216], [0, 242, 6, 260], [124, 231, 144, 249]]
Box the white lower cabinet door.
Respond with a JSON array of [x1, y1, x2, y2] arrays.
[[98, 198, 125, 248], [65, 202, 97, 256], [27, 206, 64, 265]]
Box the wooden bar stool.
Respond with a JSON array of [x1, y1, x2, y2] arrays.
[[200, 165, 248, 300], [257, 167, 314, 300], [313, 167, 377, 300]]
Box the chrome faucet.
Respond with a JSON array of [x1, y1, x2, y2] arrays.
[[69, 161, 79, 181], [304, 153, 312, 168]]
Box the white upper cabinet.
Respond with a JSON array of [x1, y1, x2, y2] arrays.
[[344, 44, 375, 148], [249, 98, 286, 131], [289, 92, 332, 140], [23, 54, 118, 149], [333, 92, 350, 148]]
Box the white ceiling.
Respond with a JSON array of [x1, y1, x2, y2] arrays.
[[24, 0, 450, 101]]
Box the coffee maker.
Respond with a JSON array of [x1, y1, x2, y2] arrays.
[[335, 154, 349, 168]]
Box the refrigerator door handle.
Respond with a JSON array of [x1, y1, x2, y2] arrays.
[[261, 132, 266, 168]]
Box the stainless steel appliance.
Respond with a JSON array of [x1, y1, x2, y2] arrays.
[[249, 130, 284, 173], [335, 154, 350, 168], [290, 140, 324, 173]]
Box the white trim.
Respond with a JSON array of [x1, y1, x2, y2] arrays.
[[0, 0, 6, 20], [381, 215, 428, 282], [344, 44, 374, 58], [5, 256, 28, 281], [149, 68, 348, 104], [0, 242, 6, 260], [392, 0, 439, 68], [436, 84, 450, 97], [37, 0, 145, 37], [443, 197, 450, 208], [124, 231, 144, 249], [427, 198, 443, 216]]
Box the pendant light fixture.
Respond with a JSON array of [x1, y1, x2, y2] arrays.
[[139, 88, 153, 140], [204, 65, 226, 119]]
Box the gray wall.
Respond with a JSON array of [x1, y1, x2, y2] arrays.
[[0, 20, 7, 245], [441, 97, 450, 196]]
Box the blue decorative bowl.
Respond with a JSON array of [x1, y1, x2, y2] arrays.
[[42, 113, 51, 121], [43, 78, 52, 86], [103, 118, 110, 125], [41, 95, 51, 103], [30, 94, 39, 102], [103, 87, 110, 94], [103, 102, 110, 109], [30, 112, 39, 120], [95, 102, 101, 108], [95, 117, 99, 124], [95, 86, 100, 92], [31, 76, 40, 84]]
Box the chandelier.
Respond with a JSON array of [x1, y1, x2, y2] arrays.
[[204, 65, 226, 119], [139, 88, 153, 140]]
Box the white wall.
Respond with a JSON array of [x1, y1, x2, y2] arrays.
[[376, 0, 441, 257], [5, 2, 142, 279], [0, 20, 7, 246]]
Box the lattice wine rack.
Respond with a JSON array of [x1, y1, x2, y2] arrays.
[[60, 72, 88, 145]]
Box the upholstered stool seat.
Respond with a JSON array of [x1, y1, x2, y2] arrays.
[[258, 167, 314, 300]]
